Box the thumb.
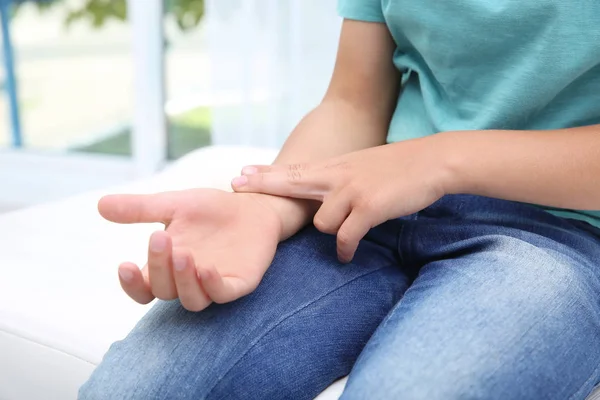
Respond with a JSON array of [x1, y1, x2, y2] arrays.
[[98, 193, 175, 224]]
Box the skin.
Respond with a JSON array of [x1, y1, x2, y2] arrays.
[[99, 190, 282, 311], [232, 126, 600, 262], [99, 20, 397, 311], [100, 19, 600, 310]]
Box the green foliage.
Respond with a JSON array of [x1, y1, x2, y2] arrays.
[[166, 0, 205, 31], [16, 0, 205, 31], [64, 0, 127, 28]]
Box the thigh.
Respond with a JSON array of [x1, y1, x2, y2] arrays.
[[79, 224, 409, 400], [343, 202, 600, 400]]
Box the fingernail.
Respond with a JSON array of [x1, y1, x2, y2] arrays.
[[242, 166, 258, 175], [231, 175, 248, 188], [150, 234, 167, 252], [174, 257, 187, 271], [119, 268, 134, 282]]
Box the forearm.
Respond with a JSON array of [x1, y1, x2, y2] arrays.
[[262, 99, 390, 239], [241, 19, 398, 239], [440, 125, 600, 209], [275, 100, 389, 163]]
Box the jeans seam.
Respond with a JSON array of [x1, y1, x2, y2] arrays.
[[204, 266, 396, 399], [397, 223, 405, 266], [403, 218, 419, 272]]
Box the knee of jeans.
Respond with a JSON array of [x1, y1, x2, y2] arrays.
[[341, 370, 501, 400], [80, 267, 406, 400], [207, 273, 405, 400], [467, 236, 593, 309], [343, 362, 599, 400], [496, 239, 592, 296], [78, 338, 208, 400], [77, 342, 161, 400]]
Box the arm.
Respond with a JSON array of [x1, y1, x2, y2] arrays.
[[232, 124, 600, 261], [97, 20, 399, 307], [441, 126, 600, 210], [257, 19, 399, 239]]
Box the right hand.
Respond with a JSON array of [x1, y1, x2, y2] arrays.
[[98, 189, 290, 311]]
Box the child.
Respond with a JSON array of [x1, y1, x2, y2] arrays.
[[80, 1, 600, 398]]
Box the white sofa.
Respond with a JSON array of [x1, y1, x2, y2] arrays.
[[0, 146, 598, 400]]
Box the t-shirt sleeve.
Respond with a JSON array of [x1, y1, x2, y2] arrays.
[[337, 0, 385, 23]]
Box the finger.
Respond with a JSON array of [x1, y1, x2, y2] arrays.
[[98, 193, 176, 224], [118, 262, 155, 304], [312, 195, 351, 235], [147, 231, 177, 300], [241, 161, 345, 176], [197, 263, 253, 304], [240, 165, 272, 175], [232, 164, 328, 201], [172, 250, 211, 312], [336, 210, 374, 264], [241, 164, 306, 175]]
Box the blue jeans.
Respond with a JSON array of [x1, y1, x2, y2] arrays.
[[80, 195, 600, 399]]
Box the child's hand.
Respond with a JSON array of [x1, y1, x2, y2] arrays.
[[98, 189, 283, 311], [232, 139, 450, 262]]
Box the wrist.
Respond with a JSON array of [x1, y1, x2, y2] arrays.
[[425, 131, 471, 197], [248, 193, 318, 240]]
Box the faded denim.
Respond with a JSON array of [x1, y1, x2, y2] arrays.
[[80, 195, 600, 400]]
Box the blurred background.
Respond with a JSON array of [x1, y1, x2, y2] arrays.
[[0, 0, 340, 211]]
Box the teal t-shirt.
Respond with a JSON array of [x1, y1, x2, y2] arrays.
[[338, 0, 600, 228]]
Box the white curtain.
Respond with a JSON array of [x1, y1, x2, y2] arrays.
[[205, 0, 341, 148]]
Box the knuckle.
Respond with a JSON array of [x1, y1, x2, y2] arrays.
[[336, 230, 354, 247], [256, 172, 267, 186], [345, 181, 364, 197], [286, 163, 307, 183], [353, 192, 379, 214], [313, 214, 336, 234]]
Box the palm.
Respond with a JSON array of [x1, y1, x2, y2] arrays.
[[165, 189, 280, 291], [98, 188, 282, 310]]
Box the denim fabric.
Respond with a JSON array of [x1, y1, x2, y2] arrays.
[[80, 195, 600, 400]]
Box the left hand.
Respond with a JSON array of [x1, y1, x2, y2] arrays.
[[232, 139, 452, 262]]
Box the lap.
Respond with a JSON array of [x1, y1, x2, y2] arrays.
[[343, 196, 600, 400], [79, 224, 408, 400], [80, 195, 600, 400]]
